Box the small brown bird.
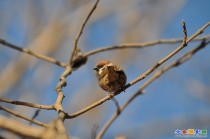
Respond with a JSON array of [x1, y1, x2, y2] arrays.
[[93, 60, 127, 93]]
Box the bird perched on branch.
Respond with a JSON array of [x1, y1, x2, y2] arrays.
[[93, 60, 127, 93]]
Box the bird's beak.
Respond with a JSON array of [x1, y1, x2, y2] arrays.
[[93, 67, 98, 70]]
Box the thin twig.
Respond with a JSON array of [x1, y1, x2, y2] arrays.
[[69, 0, 101, 64], [0, 38, 67, 67], [108, 93, 121, 114], [29, 109, 41, 125], [65, 95, 112, 118], [110, 97, 121, 114], [182, 20, 187, 46], [0, 106, 49, 127], [96, 40, 210, 139], [84, 35, 210, 57], [91, 124, 99, 139], [0, 97, 54, 110], [66, 22, 210, 119]]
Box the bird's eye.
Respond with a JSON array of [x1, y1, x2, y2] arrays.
[[100, 66, 106, 70], [97, 65, 103, 69]]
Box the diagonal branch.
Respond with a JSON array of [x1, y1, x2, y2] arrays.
[[0, 38, 67, 67], [96, 40, 210, 139], [0, 106, 49, 127], [128, 21, 208, 85], [69, 0, 101, 64], [65, 22, 210, 119]]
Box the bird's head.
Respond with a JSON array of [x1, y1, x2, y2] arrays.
[[93, 60, 112, 79]]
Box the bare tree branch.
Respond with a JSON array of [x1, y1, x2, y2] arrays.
[[54, 66, 73, 112], [69, 0, 101, 64], [0, 97, 54, 110], [83, 35, 210, 57], [96, 40, 210, 139], [1, 33, 209, 69], [0, 38, 67, 68], [50, 1, 102, 136], [128, 22, 209, 85], [66, 22, 210, 119], [0, 106, 49, 127], [55, 0, 101, 113]]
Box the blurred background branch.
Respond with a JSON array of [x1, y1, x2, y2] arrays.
[[0, 106, 48, 127]]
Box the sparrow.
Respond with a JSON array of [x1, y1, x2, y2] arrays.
[[93, 60, 127, 93]]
